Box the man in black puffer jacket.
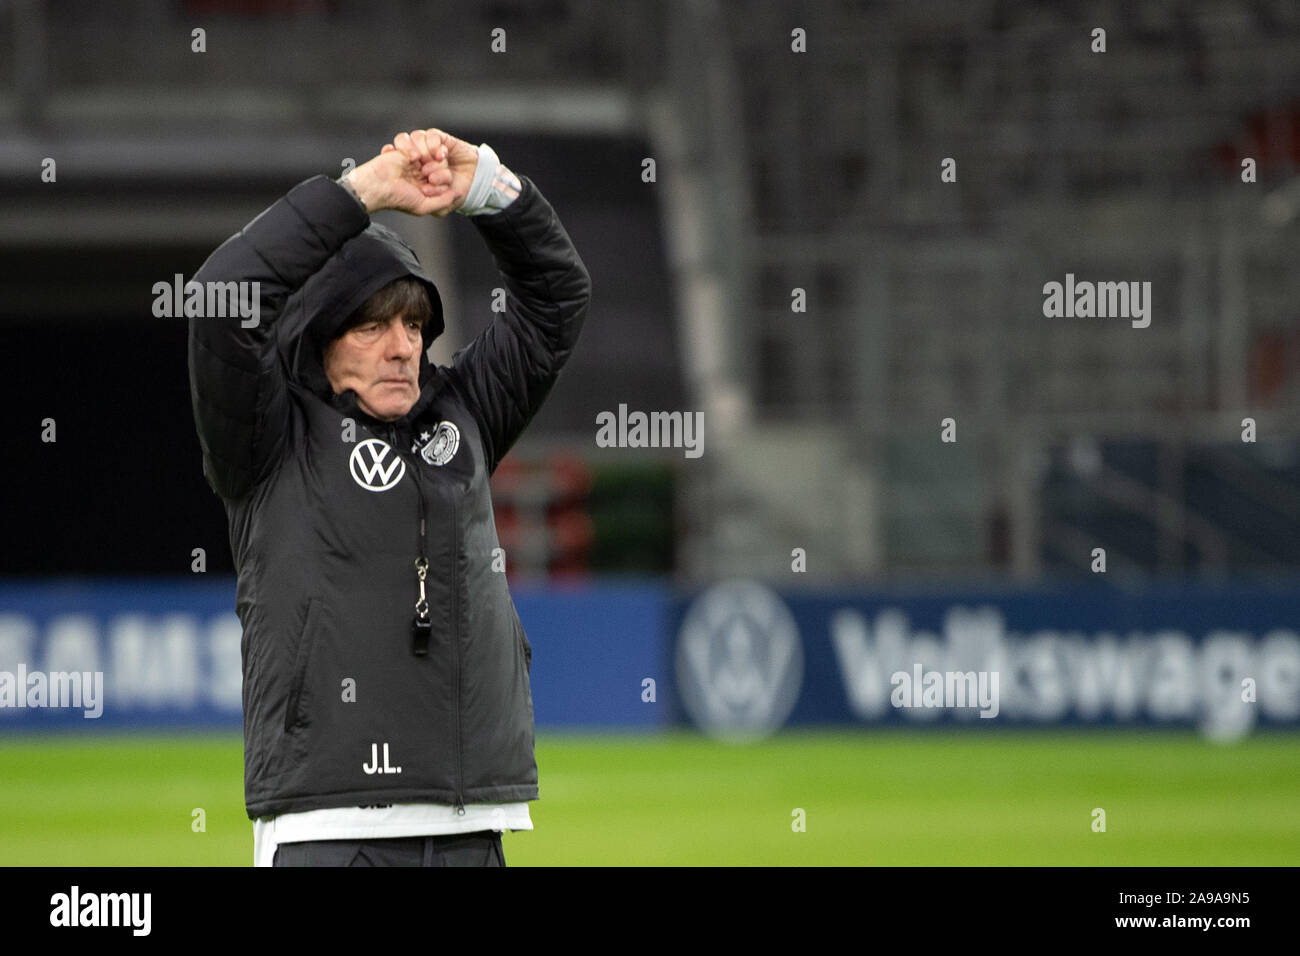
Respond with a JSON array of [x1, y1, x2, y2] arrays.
[[187, 127, 590, 866]]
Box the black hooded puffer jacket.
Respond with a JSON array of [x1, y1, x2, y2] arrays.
[[187, 173, 590, 817]]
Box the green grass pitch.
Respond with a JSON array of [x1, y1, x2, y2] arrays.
[[1, 729, 1297, 865]]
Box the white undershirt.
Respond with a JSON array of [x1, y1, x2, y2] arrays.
[[253, 802, 533, 867]]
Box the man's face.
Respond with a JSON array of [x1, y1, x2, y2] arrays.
[[323, 313, 423, 421]]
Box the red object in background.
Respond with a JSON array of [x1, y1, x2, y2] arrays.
[[1213, 100, 1300, 176], [542, 453, 594, 579], [489, 454, 593, 579], [1248, 329, 1296, 406], [547, 454, 594, 503], [547, 510, 595, 579]]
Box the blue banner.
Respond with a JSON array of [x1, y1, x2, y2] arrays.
[[4, 578, 1299, 739], [667, 581, 1300, 740], [0, 578, 670, 730]]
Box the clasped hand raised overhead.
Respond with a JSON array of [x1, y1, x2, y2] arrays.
[[345, 128, 480, 216]]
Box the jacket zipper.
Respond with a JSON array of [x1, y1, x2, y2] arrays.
[[410, 429, 431, 658], [397, 422, 465, 815]]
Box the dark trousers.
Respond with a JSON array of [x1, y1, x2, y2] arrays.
[[273, 831, 505, 867]]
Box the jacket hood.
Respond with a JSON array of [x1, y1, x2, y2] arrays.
[[276, 221, 445, 401]]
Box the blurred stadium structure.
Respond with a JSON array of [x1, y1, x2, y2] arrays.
[[3, 0, 1299, 588]]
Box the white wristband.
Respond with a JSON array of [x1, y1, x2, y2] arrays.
[[457, 143, 522, 216]]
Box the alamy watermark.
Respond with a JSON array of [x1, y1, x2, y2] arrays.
[[1042, 273, 1150, 328], [0, 665, 103, 718], [890, 663, 1000, 718], [50, 886, 150, 936], [152, 273, 260, 328], [595, 403, 703, 459]]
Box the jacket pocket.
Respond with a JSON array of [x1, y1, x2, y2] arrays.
[[284, 596, 322, 732]]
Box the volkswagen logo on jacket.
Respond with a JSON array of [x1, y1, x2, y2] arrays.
[[349, 438, 406, 491]]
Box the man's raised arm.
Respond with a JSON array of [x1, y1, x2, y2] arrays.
[[188, 144, 458, 500], [384, 128, 592, 475], [453, 174, 591, 474], [188, 176, 369, 499]]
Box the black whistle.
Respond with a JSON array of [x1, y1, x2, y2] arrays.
[[411, 616, 431, 657]]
